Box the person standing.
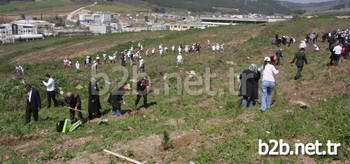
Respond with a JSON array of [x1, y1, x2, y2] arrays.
[[258, 57, 279, 112], [64, 92, 83, 122], [85, 56, 90, 68], [135, 76, 149, 108], [172, 45, 175, 52], [88, 78, 102, 120], [332, 42, 342, 66], [139, 58, 145, 72], [91, 61, 98, 72], [96, 55, 100, 64], [25, 84, 41, 124], [177, 53, 183, 66], [121, 52, 126, 66], [239, 64, 260, 109], [103, 54, 107, 64], [107, 84, 131, 116], [75, 61, 80, 73], [299, 40, 307, 49], [275, 48, 283, 65], [42, 74, 58, 108], [290, 48, 308, 80]]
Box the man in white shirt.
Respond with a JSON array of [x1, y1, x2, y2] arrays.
[[42, 74, 58, 108], [299, 40, 307, 49], [85, 56, 90, 68], [139, 58, 145, 72], [75, 61, 80, 73], [177, 53, 183, 66], [152, 48, 155, 55], [215, 43, 220, 51], [332, 43, 342, 66], [145, 49, 149, 56], [103, 54, 107, 64], [159, 48, 163, 56]]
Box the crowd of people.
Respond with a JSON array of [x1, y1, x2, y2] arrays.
[[272, 34, 296, 47], [322, 29, 350, 66], [24, 40, 216, 124], [239, 29, 350, 111], [24, 28, 350, 125], [25, 73, 150, 124], [56, 41, 208, 74]]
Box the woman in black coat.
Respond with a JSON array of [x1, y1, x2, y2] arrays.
[[88, 78, 102, 119], [239, 64, 260, 109]]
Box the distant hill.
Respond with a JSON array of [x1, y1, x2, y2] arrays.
[[331, 0, 350, 9], [279, 0, 350, 13], [2, 0, 347, 15], [70, 0, 296, 15]]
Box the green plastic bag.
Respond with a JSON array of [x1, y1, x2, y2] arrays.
[[62, 119, 72, 133], [69, 120, 82, 132]]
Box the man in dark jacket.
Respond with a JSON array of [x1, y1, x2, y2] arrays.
[[239, 64, 260, 109], [135, 76, 149, 108], [290, 48, 308, 80], [64, 92, 83, 122], [121, 52, 126, 66], [107, 84, 131, 116], [275, 48, 283, 65], [88, 78, 101, 120], [25, 84, 41, 124]]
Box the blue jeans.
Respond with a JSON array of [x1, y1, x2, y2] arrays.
[[241, 97, 255, 109], [261, 81, 275, 112], [112, 108, 121, 116]]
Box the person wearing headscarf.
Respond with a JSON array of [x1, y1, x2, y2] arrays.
[[88, 78, 102, 119], [107, 84, 131, 116], [239, 64, 260, 109]]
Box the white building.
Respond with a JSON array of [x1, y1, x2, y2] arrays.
[[79, 13, 111, 24], [101, 13, 112, 24], [79, 14, 94, 23], [169, 23, 198, 31], [0, 23, 43, 43], [11, 20, 55, 36], [89, 25, 111, 34]]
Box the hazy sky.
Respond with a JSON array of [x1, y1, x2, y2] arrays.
[[283, 0, 331, 3]]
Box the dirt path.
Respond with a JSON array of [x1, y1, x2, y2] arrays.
[[66, 2, 97, 23]]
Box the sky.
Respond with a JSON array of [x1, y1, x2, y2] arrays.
[[283, 0, 331, 3]]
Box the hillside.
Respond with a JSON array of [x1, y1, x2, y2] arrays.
[[0, 17, 350, 163], [279, 0, 338, 11], [0, 0, 295, 15], [114, 0, 296, 15]]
